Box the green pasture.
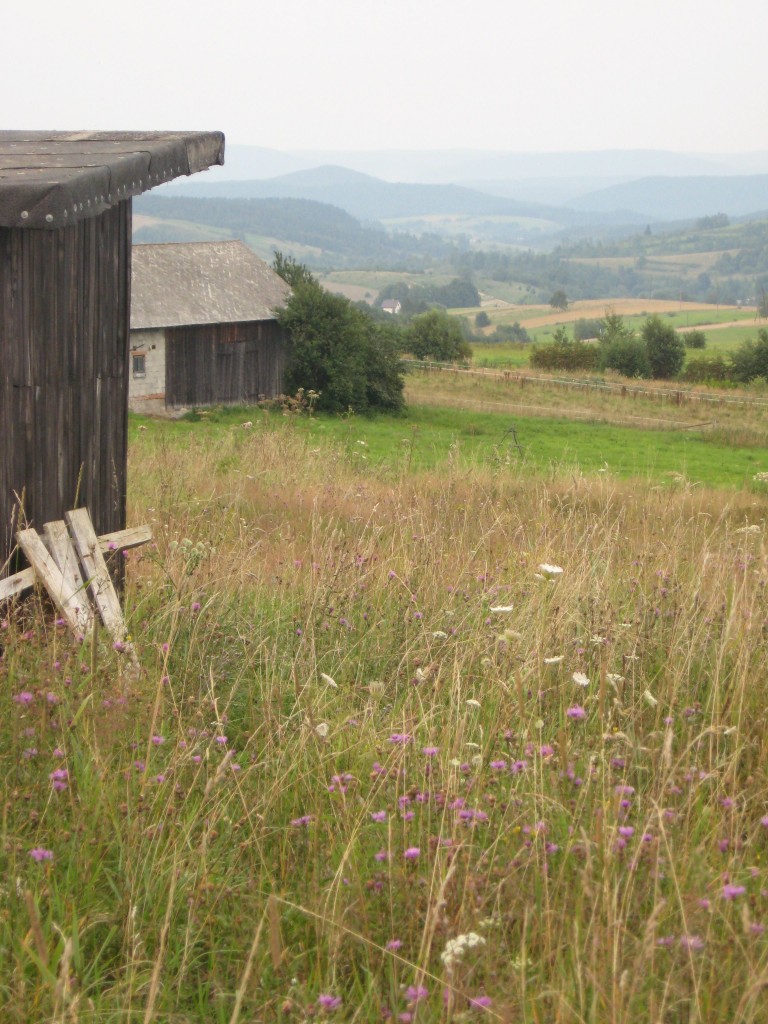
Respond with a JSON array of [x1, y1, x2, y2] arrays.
[[129, 403, 768, 492]]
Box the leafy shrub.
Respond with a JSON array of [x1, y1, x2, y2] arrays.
[[685, 330, 707, 349], [729, 329, 768, 383], [530, 328, 599, 371], [598, 337, 651, 378], [489, 322, 530, 344], [275, 262, 405, 414], [642, 315, 686, 379], [573, 317, 605, 341], [406, 309, 473, 361], [679, 355, 731, 383]]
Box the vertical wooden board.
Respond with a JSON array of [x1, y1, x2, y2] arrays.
[[65, 508, 127, 643], [42, 520, 93, 633]]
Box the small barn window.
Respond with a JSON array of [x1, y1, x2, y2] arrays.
[[132, 353, 146, 377]]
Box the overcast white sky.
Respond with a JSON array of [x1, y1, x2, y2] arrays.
[[4, 0, 764, 155]]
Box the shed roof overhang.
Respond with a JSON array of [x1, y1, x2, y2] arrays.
[[0, 131, 224, 229]]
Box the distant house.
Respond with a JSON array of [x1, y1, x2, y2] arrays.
[[381, 299, 402, 315], [129, 241, 291, 412]]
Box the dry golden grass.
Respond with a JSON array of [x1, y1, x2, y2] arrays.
[[3, 421, 768, 1021]]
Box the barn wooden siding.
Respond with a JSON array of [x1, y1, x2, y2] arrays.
[[165, 320, 288, 407], [0, 202, 130, 565]]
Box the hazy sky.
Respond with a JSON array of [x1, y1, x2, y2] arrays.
[[4, 0, 764, 154]]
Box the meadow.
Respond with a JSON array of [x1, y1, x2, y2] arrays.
[[3, 391, 768, 1022]]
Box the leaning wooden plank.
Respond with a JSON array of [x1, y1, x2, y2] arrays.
[[42, 521, 94, 634], [15, 528, 91, 636], [66, 509, 137, 668], [1, 523, 152, 606], [0, 566, 36, 603], [98, 524, 153, 554]]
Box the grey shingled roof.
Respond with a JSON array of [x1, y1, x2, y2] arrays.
[[130, 241, 291, 329], [0, 131, 224, 229]]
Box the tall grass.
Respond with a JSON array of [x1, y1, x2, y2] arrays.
[[2, 420, 768, 1021]]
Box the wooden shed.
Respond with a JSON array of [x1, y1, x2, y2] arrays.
[[0, 130, 224, 573], [129, 240, 291, 412]]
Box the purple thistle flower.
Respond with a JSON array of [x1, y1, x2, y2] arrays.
[[29, 848, 53, 863], [371, 810, 387, 822], [291, 815, 313, 827], [13, 691, 34, 705], [422, 746, 439, 757], [469, 995, 493, 1009], [404, 847, 420, 860], [389, 733, 412, 745], [386, 939, 403, 951], [723, 883, 746, 900], [317, 994, 342, 1010], [406, 985, 428, 1002], [566, 705, 587, 720]]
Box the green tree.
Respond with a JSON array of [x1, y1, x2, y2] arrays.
[[642, 315, 686, 379], [685, 329, 707, 349], [406, 309, 472, 362], [550, 289, 569, 311], [274, 266, 405, 414], [729, 328, 768, 383], [475, 311, 491, 329], [272, 250, 317, 289], [598, 336, 651, 378]]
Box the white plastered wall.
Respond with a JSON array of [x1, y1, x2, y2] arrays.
[[128, 329, 166, 410]]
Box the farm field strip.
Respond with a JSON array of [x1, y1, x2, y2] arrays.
[[405, 360, 768, 410]]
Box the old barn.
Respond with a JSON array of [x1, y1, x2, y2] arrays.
[[129, 240, 291, 412], [0, 130, 224, 572]]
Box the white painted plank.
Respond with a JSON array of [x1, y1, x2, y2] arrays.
[[0, 566, 36, 603], [15, 528, 91, 636], [65, 508, 127, 641], [98, 524, 153, 554], [42, 520, 94, 633]]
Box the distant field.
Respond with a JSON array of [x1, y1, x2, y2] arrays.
[[319, 269, 457, 298], [132, 215, 233, 243], [490, 298, 749, 328], [379, 211, 560, 244]]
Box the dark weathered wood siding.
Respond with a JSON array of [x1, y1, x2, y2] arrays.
[[165, 320, 288, 407], [1, 202, 130, 567]]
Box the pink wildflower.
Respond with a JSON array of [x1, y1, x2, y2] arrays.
[[566, 705, 587, 720], [723, 883, 746, 900]]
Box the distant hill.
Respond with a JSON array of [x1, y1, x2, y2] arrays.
[[160, 164, 584, 223], [567, 175, 768, 220], [207, 145, 768, 186], [133, 194, 456, 268]]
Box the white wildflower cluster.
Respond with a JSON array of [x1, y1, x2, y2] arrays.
[[440, 931, 486, 970], [169, 537, 215, 574]]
